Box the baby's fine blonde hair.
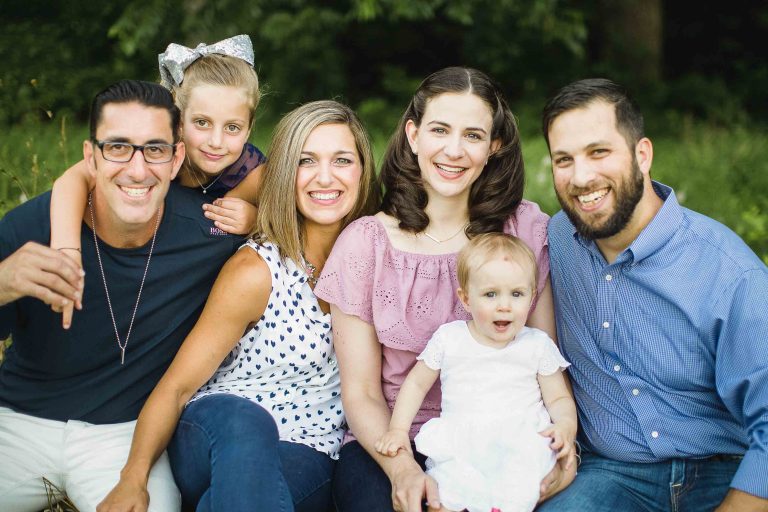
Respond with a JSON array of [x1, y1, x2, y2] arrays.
[[457, 233, 538, 293]]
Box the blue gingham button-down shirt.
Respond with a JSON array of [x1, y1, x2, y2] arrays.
[[548, 181, 768, 498]]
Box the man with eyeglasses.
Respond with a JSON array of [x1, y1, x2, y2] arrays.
[[0, 80, 242, 511]]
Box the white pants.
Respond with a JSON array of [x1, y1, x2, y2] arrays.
[[0, 407, 180, 512]]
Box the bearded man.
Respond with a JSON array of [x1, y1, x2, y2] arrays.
[[538, 78, 768, 512]]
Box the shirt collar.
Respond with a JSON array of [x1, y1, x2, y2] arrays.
[[570, 181, 684, 265], [627, 181, 683, 263]]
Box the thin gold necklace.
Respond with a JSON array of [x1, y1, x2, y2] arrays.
[[422, 222, 469, 243], [89, 194, 160, 365]]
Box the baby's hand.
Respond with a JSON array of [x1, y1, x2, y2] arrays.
[[539, 422, 577, 469], [203, 197, 257, 235], [375, 429, 411, 457]]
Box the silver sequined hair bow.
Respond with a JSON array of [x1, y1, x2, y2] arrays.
[[158, 34, 255, 89]]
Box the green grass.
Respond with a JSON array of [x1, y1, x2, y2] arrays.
[[1, 114, 766, 264]]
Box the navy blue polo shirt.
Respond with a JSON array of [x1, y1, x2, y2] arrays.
[[0, 184, 242, 424]]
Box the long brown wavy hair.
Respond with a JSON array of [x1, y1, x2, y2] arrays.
[[380, 67, 525, 237]]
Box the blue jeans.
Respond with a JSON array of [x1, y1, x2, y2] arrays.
[[168, 394, 334, 512], [537, 450, 741, 512], [332, 440, 428, 512]]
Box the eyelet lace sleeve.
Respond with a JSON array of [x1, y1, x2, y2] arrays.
[[537, 333, 571, 376], [505, 200, 551, 304], [416, 330, 446, 371], [315, 217, 384, 324]]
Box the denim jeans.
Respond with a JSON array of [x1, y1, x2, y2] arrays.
[[168, 394, 334, 512], [536, 450, 741, 512], [332, 440, 428, 512]]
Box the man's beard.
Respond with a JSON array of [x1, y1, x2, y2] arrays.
[[556, 157, 645, 241]]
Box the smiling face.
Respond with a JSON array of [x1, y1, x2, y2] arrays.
[[548, 100, 649, 240], [295, 123, 362, 230], [181, 84, 251, 178], [83, 101, 184, 246], [405, 92, 499, 203], [458, 256, 534, 348]]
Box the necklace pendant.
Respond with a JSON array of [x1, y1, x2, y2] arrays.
[[202, 189, 207, 194], [89, 192, 159, 367]]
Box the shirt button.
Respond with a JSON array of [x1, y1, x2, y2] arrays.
[[605, 274, 613, 281], [632, 389, 640, 396], [614, 364, 621, 372], [651, 431, 659, 438], [603, 321, 610, 328]]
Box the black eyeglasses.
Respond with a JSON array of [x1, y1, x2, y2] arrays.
[[93, 140, 177, 164]]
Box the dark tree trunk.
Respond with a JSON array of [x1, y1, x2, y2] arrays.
[[593, 0, 663, 86]]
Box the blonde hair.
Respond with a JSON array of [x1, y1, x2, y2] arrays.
[[252, 100, 380, 265], [171, 53, 260, 125], [457, 233, 538, 292]]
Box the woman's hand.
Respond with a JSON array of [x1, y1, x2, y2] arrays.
[[538, 452, 577, 502], [96, 477, 149, 512], [203, 197, 257, 235], [389, 455, 441, 512]]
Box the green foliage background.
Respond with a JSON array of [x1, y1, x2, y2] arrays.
[[1, 0, 767, 262]]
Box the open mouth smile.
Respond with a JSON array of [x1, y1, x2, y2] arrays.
[[119, 185, 151, 198], [309, 191, 341, 201], [576, 188, 609, 208], [435, 163, 467, 176]]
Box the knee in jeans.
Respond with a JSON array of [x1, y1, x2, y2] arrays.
[[232, 403, 278, 438], [196, 395, 279, 439]]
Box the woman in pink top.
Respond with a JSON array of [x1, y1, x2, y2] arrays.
[[314, 67, 575, 511]]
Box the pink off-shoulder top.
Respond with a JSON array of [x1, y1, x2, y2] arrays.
[[314, 200, 550, 441]]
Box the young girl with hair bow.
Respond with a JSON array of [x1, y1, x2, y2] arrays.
[[49, 34, 266, 328]]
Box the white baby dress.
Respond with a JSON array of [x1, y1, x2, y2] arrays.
[[415, 321, 570, 512]]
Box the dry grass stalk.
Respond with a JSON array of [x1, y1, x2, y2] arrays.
[[42, 477, 80, 512]]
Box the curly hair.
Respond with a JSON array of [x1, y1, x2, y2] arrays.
[[379, 67, 524, 237]]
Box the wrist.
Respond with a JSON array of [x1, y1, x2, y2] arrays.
[[119, 462, 151, 485], [384, 450, 419, 480], [555, 418, 578, 438]]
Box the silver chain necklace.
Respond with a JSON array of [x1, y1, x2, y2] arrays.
[[89, 194, 161, 364], [422, 222, 469, 243], [191, 167, 224, 194]]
